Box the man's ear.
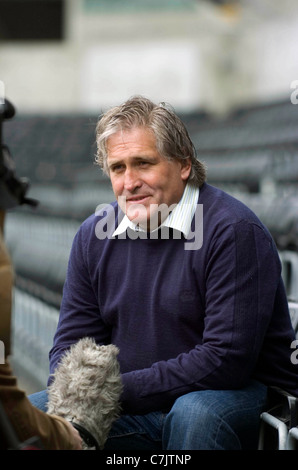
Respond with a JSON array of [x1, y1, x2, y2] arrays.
[[180, 157, 192, 181]]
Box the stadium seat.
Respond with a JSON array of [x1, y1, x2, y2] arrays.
[[258, 301, 298, 450], [287, 426, 298, 450]]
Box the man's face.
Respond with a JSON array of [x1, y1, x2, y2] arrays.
[[107, 127, 191, 230]]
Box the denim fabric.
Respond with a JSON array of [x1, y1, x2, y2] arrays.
[[29, 380, 267, 450], [29, 389, 48, 412]]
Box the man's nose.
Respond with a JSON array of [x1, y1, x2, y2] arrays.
[[124, 168, 141, 192]]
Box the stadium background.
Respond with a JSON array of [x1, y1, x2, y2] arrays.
[[0, 0, 298, 394]]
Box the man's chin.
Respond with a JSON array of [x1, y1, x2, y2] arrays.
[[126, 203, 149, 224], [127, 214, 150, 230]]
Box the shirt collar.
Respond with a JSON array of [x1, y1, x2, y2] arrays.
[[112, 183, 199, 238]]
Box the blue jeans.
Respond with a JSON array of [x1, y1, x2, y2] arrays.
[[29, 380, 267, 450]]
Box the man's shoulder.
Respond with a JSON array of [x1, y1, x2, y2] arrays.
[[198, 183, 272, 242], [200, 183, 261, 222]]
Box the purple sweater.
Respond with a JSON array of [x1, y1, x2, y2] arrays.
[[49, 183, 298, 414]]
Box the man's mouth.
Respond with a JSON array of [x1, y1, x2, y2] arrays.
[[126, 195, 151, 203]]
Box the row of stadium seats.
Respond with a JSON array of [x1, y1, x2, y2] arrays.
[[11, 288, 59, 390], [3, 114, 98, 186], [3, 99, 298, 192], [5, 212, 79, 307], [201, 145, 298, 193]]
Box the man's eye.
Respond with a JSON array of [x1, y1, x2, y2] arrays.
[[112, 165, 124, 172]]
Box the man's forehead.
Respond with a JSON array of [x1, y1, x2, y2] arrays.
[[107, 127, 158, 156]]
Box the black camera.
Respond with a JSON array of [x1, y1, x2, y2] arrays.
[[0, 98, 38, 210]]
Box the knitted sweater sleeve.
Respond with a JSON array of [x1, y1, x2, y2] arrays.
[[49, 223, 111, 378], [120, 220, 281, 414]]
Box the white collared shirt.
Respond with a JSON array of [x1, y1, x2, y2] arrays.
[[112, 183, 199, 238]]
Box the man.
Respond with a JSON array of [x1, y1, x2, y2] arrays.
[[30, 95, 298, 450]]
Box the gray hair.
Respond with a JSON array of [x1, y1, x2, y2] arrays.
[[95, 95, 206, 187]]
